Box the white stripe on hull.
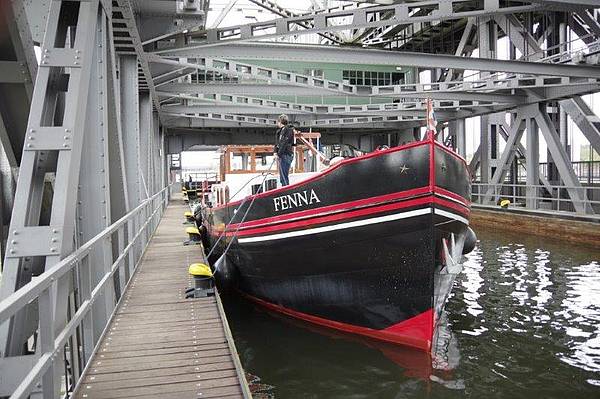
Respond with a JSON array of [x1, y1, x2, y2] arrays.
[[434, 208, 469, 225], [238, 207, 468, 243], [436, 192, 469, 207]]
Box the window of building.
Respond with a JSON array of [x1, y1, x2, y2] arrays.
[[303, 69, 324, 78], [343, 70, 405, 86]]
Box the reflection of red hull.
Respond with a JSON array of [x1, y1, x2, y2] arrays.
[[242, 291, 435, 379], [244, 292, 434, 351]]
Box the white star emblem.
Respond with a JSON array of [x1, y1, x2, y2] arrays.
[[399, 164, 410, 174]]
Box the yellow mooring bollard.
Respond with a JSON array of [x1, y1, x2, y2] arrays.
[[184, 210, 195, 223], [185, 226, 202, 244], [186, 263, 214, 298]]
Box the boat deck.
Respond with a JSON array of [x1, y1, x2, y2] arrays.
[[72, 199, 250, 399]]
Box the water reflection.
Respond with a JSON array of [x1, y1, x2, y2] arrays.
[[223, 229, 600, 398]]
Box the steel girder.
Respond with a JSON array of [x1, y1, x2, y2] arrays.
[[535, 105, 592, 213], [164, 0, 546, 47], [155, 77, 600, 126], [560, 97, 600, 154], [0, 3, 123, 398], [120, 56, 141, 211], [482, 113, 527, 202], [526, 114, 540, 209], [157, 83, 528, 102], [0, 0, 37, 167], [480, 103, 594, 213], [154, 43, 600, 78], [113, 0, 162, 118], [0, 0, 38, 265], [246, 0, 344, 44], [148, 53, 600, 102]]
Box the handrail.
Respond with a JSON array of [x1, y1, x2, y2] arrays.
[[0, 185, 169, 324], [0, 184, 171, 399], [472, 182, 600, 214]]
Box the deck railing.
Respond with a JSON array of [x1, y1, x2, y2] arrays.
[[472, 183, 600, 215], [0, 186, 171, 399]]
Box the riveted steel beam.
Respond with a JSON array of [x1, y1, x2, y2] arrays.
[[166, 0, 544, 48], [156, 43, 600, 78]]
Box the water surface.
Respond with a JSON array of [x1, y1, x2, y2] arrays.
[[222, 228, 600, 398]]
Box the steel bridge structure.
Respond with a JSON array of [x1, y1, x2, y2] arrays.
[[0, 0, 599, 397]]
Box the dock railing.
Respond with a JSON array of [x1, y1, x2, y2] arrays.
[[0, 185, 171, 399], [472, 183, 600, 215]]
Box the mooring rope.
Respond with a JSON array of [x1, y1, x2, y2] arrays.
[[205, 158, 278, 266]]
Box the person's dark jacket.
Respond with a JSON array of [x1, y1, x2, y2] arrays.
[[274, 124, 294, 157]]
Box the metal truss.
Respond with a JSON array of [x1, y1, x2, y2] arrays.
[[147, 52, 600, 112], [154, 42, 600, 78], [155, 75, 600, 118], [0, 0, 38, 262], [0, 2, 108, 394], [481, 104, 593, 213], [0, 1, 169, 397], [112, 0, 162, 115], [246, 0, 344, 44], [159, 92, 521, 115], [167, 0, 547, 47], [560, 97, 600, 153]]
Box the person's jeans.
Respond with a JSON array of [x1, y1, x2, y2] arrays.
[[278, 153, 293, 186]]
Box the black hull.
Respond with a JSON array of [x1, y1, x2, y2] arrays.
[[204, 138, 471, 351]]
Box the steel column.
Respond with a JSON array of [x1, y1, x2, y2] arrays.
[[526, 116, 540, 210], [119, 56, 141, 210]]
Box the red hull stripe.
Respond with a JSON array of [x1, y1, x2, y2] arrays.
[[212, 140, 432, 210], [242, 292, 434, 351], [226, 186, 468, 232], [214, 195, 469, 237], [228, 186, 431, 230]]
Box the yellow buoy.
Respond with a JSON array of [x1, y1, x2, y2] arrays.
[[188, 263, 213, 277]]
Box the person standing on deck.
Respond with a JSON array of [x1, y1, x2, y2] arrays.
[[274, 114, 294, 186]]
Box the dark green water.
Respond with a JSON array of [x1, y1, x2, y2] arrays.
[[222, 228, 600, 398]]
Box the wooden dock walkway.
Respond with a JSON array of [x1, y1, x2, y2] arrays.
[[72, 199, 250, 399]]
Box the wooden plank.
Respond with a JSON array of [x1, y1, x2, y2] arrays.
[[80, 369, 238, 391], [89, 355, 235, 374], [80, 378, 242, 398], [82, 361, 235, 383], [99, 337, 227, 353], [97, 342, 230, 360]]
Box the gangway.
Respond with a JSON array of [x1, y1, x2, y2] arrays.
[[0, 190, 250, 398]]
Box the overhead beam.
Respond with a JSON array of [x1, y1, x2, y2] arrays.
[[246, 0, 344, 44], [156, 43, 600, 78], [174, 0, 543, 47], [156, 83, 526, 103]]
